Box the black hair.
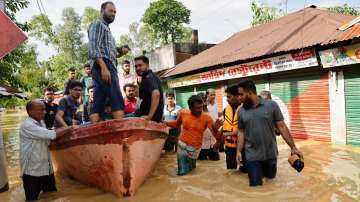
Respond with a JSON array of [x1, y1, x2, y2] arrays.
[[101, 1, 114, 11], [123, 60, 130, 65], [237, 79, 257, 93], [84, 63, 90, 68], [188, 95, 203, 109], [134, 55, 149, 64], [88, 85, 94, 92], [123, 83, 136, 92], [225, 85, 240, 96], [165, 92, 175, 98], [68, 67, 76, 72], [43, 87, 54, 94], [68, 80, 83, 90]]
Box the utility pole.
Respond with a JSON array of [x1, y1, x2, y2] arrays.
[[0, 0, 5, 12]]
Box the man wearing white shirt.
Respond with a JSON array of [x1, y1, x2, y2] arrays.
[[198, 89, 220, 161], [20, 100, 74, 201]]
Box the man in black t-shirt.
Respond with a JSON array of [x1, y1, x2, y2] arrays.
[[133, 55, 163, 122], [43, 87, 58, 129]]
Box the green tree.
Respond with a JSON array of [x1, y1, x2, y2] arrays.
[[82, 7, 100, 30], [328, 4, 360, 16], [29, 7, 90, 88], [142, 0, 191, 44], [250, 1, 279, 27]]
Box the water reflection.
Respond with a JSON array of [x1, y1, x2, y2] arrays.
[[0, 110, 359, 202]]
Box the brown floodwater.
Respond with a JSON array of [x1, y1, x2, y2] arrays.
[[1, 110, 360, 202]]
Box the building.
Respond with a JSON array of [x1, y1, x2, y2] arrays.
[[163, 5, 360, 146]]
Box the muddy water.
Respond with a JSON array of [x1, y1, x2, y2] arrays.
[[1, 110, 360, 202]]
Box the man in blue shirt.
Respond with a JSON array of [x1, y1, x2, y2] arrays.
[[55, 81, 82, 128], [88, 1, 129, 123]]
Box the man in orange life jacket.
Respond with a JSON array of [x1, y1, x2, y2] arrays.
[[222, 85, 246, 171]]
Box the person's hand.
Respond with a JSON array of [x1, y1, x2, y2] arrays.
[[291, 147, 304, 160], [212, 141, 220, 152], [236, 150, 243, 165], [71, 125, 80, 130], [214, 118, 223, 130], [141, 115, 151, 120], [101, 67, 111, 83]]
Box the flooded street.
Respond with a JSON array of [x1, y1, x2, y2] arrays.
[[1, 110, 360, 202]]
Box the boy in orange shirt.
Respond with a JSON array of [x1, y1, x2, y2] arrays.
[[165, 95, 221, 176]]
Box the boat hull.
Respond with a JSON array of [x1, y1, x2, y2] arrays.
[[50, 119, 168, 197]]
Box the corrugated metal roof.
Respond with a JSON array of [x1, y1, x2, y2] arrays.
[[166, 6, 359, 77]]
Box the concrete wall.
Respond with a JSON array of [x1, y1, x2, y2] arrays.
[[146, 44, 176, 72]]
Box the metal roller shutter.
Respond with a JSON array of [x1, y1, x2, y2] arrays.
[[344, 68, 360, 146], [270, 69, 331, 141]]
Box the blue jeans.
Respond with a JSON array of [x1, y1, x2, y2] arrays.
[[90, 58, 124, 115], [246, 158, 277, 186]]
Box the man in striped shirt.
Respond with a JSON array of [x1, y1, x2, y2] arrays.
[[88, 1, 129, 123]]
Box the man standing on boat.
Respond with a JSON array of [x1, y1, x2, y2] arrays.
[[20, 100, 75, 201], [88, 1, 129, 123], [133, 55, 164, 122]]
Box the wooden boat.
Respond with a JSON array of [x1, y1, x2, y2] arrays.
[[49, 118, 168, 197]]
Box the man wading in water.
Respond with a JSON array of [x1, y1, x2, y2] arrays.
[[88, 1, 129, 123], [165, 95, 222, 176]]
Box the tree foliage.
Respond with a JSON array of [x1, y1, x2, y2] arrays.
[[328, 4, 360, 16], [29, 7, 96, 89], [142, 0, 191, 44], [250, 1, 278, 27]]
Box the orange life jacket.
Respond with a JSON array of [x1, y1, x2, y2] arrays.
[[223, 105, 240, 148]]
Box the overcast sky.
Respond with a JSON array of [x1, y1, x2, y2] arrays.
[[15, 0, 359, 61]]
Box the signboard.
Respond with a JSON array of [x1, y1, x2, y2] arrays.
[[319, 43, 360, 68], [0, 10, 27, 59], [168, 49, 318, 88]]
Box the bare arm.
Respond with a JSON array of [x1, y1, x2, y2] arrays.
[[55, 110, 68, 128], [54, 126, 75, 139], [147, 90, 160, 120], [276, 121, 303, 159], [164, 111, 182, 128]]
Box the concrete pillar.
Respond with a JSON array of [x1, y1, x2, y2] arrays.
[[0, 128, 9, 192], [329, 70, 347, 144]]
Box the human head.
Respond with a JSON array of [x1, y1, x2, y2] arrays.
[[188, 95, 204, 117], [225, 85, 242, 107], [88, 85, 94, 101], [123, 83, 136, 100], [122, 60, 131, 74], [26, 100, 46, 122], [260, 90, 272, 100], [120, 45, 131, 55], [101, 1, 116, 24], [68, 80, 83, 100], [43, 87, 55, 103], [134, 55, 150, 76], [84, 63, 91, 76], [237, 79, 257, 110], [68, 67, 76, 80], [165, 92, 176, 106], [206, 88, 216, 104]]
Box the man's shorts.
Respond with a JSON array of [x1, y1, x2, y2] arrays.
[[91, 58, 124, 115], [22, 174, 57, 201], [246, 158, 277, 186]]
